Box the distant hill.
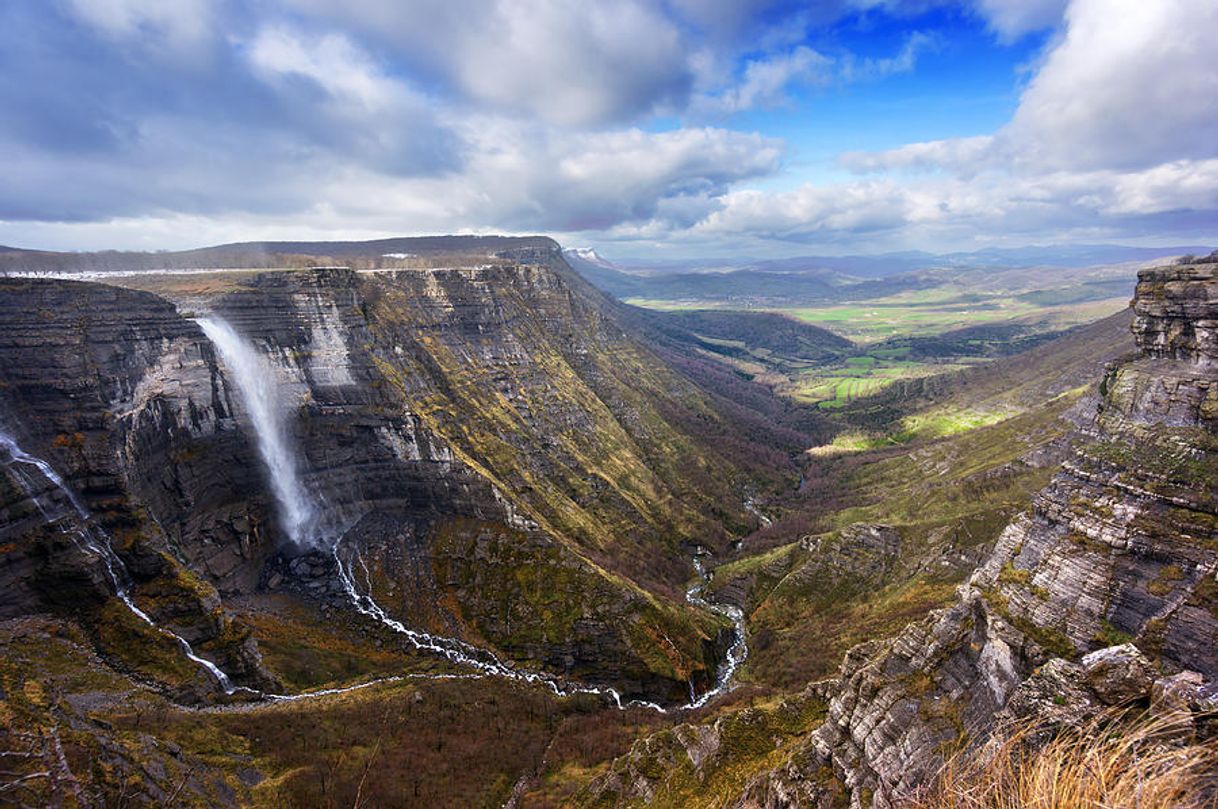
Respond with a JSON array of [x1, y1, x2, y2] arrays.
[[562, 243, 1205, 305], [0, 235, 560, 274]]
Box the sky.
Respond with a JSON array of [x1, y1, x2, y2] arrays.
[[1, 0, 1216, 258]]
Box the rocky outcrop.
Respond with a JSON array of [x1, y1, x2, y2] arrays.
[[726, 263, 1218, 807], [0, 279, 279, 691], [0, 277, 279, 596], [977, 263, 1218, 676]]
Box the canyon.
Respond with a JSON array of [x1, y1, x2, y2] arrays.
[[0, 238, 1215, 806]]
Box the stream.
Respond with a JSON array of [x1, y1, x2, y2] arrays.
[[2, 313, 750, 713], [200, 313, 751, 711]]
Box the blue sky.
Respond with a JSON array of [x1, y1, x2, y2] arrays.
[[1, 0, 1215, 258]]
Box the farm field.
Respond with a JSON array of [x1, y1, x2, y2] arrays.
[[627, 276, 1131, 409], [775, 295, 1128, 344], [783, 354, 975, 408]]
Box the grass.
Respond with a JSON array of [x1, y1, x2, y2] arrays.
[[629, 290, 1127, 346], [779, 302, 1024, 344], [746, 576, 960, 689], [813, 407, 1017, 450], [569, 690, 832, 808], [779, 295, 1127, 345], [902, 709, 1218, 809], [786, 356, 972, 409], [721, 389, 1083, 690]]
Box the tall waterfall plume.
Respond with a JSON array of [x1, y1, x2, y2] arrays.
[[191, 318, 735, 710], [198, 317, 317, 549]]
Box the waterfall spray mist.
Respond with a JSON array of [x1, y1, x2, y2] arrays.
[[197, 317, 316, 548]]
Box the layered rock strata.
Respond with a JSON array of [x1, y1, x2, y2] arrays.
[[757, 262, 1218, 807], [0, 241, 771, 701]]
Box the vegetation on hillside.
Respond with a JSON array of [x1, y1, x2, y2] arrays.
[[903, 710, 1218, 809]]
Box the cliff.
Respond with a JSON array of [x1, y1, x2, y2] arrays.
[[579, 262, 1218, 807], [756, 262, 1218, 806], [0, 240, 805, 704]]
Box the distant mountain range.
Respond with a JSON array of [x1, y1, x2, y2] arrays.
[[563, 243, 1209, 303], [570, 243, 1206, 277]]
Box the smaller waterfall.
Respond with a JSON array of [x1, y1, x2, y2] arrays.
[[1, 431, 87, 518], [685, 554, 748, 709], [197, 317, 316, 548], [1, 429, 242, 695]]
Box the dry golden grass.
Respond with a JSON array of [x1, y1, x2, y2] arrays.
[[902, 710, 1218, 809]]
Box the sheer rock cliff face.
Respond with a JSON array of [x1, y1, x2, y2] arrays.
[[731, 264, 1218, 808], [0, 246, 761, 701], [0, 278, 280, 689]]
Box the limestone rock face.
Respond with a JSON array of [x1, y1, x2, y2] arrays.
[[1131, 264, 1218, 365], [0, 244, 766, 700], [0, 278, 274, 686], [733, 263, 1218, 807]]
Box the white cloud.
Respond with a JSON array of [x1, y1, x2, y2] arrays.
[[461, 1, 689, 125], [318, 124, 783, 233], [838, 31, 938, 82], [840, 135, 995, 174], [842, 0, 1218, 178], [10, 0, 1216, 254], [972, 0, 1067, 40], [691, 31, 932, 118], [61, 0, 214, 52], [695, 46, 831, 115], [282, 0, 692, 126], [683, 157, 1218, 247], [246, 27, 406, 112], [1004, 0, 1218, 172], [784, 0, 1218, 250]]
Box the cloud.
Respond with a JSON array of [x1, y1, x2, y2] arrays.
[[309, 124, 782, 234], [790, 0, 1218, 250], [1004, 0, 1218, 172], [840, 135, 995, 174], [691, 31, 933, 118], [3, 0, 1215, 254], [694, 46, 832, 115], [0, 1, 784, 241], [849, 0, 1218, 177], [971, 0, 1067, 40], [282, 0, 693, 127], [682, 157, 1218, 248], [60, 0, 215, 54], [837, 31, 938, 82], [246, 27, 402, 112]]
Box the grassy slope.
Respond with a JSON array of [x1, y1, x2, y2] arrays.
[[710, 310, 1136, 691], [361, 265, 773, 593], [620, 262, 1133, 411], [529, 293, 1140, 807]]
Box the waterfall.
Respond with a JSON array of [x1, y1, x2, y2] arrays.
[[191, 319, 737, 711], [0, 428, 242, 694], [1, 431, 87, 518], [685, 554, 748, 709], [196, 317, 316, 548]]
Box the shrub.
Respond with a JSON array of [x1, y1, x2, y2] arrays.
[[901, 709, 1218, 808]]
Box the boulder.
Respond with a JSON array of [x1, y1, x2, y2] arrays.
[[1081, 643, 1156, 705]]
